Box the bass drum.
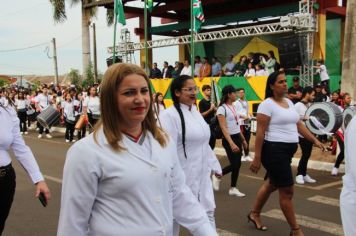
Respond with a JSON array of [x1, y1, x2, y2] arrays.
[[37, 106, 61, 129], [342, 105, 356, 130], [305, 102, 343, 135]]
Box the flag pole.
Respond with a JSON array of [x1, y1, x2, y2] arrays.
[[190, 0, 195, 77], [144, 0, 149, 74], [112, 1, 118, 64]]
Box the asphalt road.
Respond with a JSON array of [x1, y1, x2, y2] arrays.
[[3, 132, 344, 236]]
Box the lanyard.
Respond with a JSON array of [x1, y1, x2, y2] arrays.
[[226, 104, 239, 123]]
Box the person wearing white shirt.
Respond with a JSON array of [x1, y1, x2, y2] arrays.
[[83, 86, 100, 133], [159, 75, 221, 236], [35, 87, 53, 138], [248, 71, 324, 235], [214, 85, 248, 197], [180, 60, 192, 76], [74, 92, 87, 140], [234, 88, 252, 162], [57, 63, 218, 236], [315, 60, 330, 88], [15, 92, 30, 134], [153, 92, 166, 120], [244, 62, 256, 77], [0, 103, 50, 235], [194, 56, 202, 77], [294, 87, 317, 185], [61, 93, 76, 143], [340, 116, 356, 236], [260, 51, 277, 75], [255, 64, 268, 76], [224, 55, 236, 76]]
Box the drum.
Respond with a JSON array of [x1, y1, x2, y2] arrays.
[[342, 105, 356, 130], [305, 102, 343, 135], [75, 115, 88, 130], [37, 106, 61, 129], [250, 117, 257, 134]]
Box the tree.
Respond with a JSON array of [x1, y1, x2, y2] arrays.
[[82, 62, 95, 89], [68, 68, 81, 88]]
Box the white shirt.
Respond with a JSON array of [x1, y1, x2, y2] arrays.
[[57, 128, 217, 236], [318, 64, 330, 81], [234, 99, 249, 126], [257, 98, 299, 143], [159, 104, 222, 212], [244, 68, 256, 77], [61, 100, 76, 121], [294, 101, 309, 138], [83, 96, 100, 115], [0, 106, 44, 183], [256, 69, 268, 76], [35, 93, 52, 110], [217, 104, 241, 135], [15, 99, 29, 110], [180, 66, 192, 76], [194, 63, 202, 76]]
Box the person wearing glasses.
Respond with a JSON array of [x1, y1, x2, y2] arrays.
[[159, 75, 222, 236], [57, 64, 217, 236]]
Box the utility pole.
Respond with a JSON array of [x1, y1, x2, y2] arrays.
[[92, 23, 98, 83], [52, 38, 59, 86]]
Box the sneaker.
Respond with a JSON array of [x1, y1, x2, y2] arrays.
[[212, 175, 221, 191], [65, 139, 70, 143], [228, 187, 246, 197], [38, 134, 42, 139], [46, 134, 53, 139], [245, 155, 253, 162], [331, 167, 338, 176], [71, 140, 76, 143], [241, 156, 248, 162], [304, 174, 316, 183], [295, 175, 305, 184], [36, 128, 39, 131], [24, 132, 29, 135]]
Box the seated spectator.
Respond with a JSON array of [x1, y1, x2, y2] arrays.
[[180, 60, 192, 76], [244, 62, 256, 77], [162, 61, 173, 78], [287, 77, 303, 104], [199, 57, 212, 79], [211, 57, 222, 76], [149, 62, 162, 79], [172, 61, 182, 79], [260, 50, 276, 75], [224, 55, 236, 76], [255, 64, 268, 76], [194, 56, 202, 77], [234, 55, 248, 76]]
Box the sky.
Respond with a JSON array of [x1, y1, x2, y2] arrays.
[[0, 0, 178, 76]]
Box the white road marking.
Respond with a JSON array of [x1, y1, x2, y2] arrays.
[[216, 228, 242, 236], [44, 175, 62, 184], [262, 209, 344, 236], [308, 195, 340, 207]]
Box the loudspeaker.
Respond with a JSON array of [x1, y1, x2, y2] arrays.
[[278, 36, 302, 69], [106, 56, 122, 67]]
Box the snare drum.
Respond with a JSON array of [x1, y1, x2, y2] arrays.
[[342, 105, 356, 130], [37, 106, 61, 129]]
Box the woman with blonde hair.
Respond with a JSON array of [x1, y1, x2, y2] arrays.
[[57, 63, 217, 236]]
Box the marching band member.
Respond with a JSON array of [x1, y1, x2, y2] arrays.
[[35, 87, 53, 139], [340, 116, 356, 236], [159, 75, 222, 235], [248, 71, 324, 236], [83, 86, 100, 133], [74, 92, 86, 140], [57, 63, 217, 236], [14, 92, 29, 135], [61, 93, 76, 143]]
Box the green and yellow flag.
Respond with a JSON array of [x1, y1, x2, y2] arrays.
[[114, 0, 126, 25]]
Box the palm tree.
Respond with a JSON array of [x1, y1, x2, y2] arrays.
[[49, 0, 115, 80]]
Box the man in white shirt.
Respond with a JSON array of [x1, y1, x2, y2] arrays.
[[194, 56, 202, 77], [180, 60, 192, 76], [35, 87, 53, 139], [315, 60, 330, 88]]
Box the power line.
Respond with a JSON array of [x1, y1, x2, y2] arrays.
[[0, 42, 49, 53]]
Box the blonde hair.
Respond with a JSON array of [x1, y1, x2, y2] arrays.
[[94, 63, 168, 151]]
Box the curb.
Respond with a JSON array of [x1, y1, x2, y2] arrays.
[[214, 147, 345, 174], [52, 126, 344, 174]]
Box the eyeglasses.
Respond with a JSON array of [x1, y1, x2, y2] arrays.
[[181, 86, 199, 93]]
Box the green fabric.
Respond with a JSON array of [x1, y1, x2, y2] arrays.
[[147, 0, 153, 12], [115, 0, 126, 25], [193, 0, 205, 32], [149, 80, 156, 94], [164, 84, 172, 99], [326, 19, 341, 75], [329, 75, 341, 93], [217, 77, 260, 101]]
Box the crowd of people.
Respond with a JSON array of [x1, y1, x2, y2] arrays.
[[0, 61, 354, 236]]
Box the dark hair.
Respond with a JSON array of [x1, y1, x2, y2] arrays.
[[343, 93, 350, 100], [268, 50, 276, 59], [265, 71, 285, 99], [195, 55, 201, 60], [170, 75, 194, 158], [154, 92, 166, 114], [202, 84, 211, 91], [301, 86, 314, 98], [237, 87, 245, 92]]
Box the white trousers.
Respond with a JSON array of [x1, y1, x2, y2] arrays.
[[173, 210, 216, 236], [340, 188, 356, 236]]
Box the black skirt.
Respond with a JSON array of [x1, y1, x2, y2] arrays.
[[261, 140, 298, 188]]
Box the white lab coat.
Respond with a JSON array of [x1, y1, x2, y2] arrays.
[[159, 104, 222, 212], [57, 128, 217, 236], [340, 116, 356, 236]]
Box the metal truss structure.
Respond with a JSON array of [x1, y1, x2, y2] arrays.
[[108, 0, 317, 85]]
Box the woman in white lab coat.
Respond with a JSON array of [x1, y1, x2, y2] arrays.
[[159, 75, 222, 236], [340, 116, 356, 236], [57, 63, 217, 236]]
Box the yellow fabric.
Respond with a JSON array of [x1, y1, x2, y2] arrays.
[[246, 76, 268, 100], [314, 13, 326, 60], [193, 77, 220, 93], [151, 78, 172, 96]]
